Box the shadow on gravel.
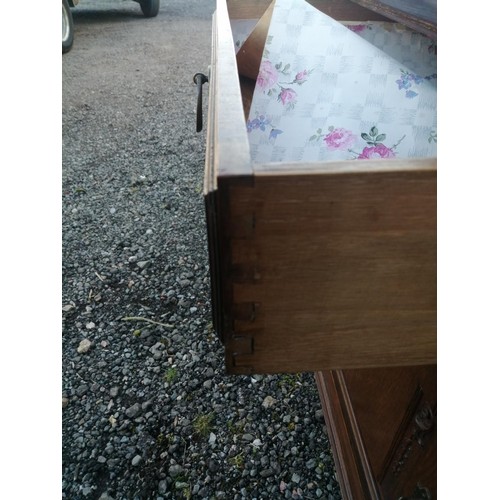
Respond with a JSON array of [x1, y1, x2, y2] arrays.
[[72, 9, 145, 25]]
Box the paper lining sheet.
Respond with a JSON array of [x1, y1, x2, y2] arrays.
[[245, 0, 437, 165]]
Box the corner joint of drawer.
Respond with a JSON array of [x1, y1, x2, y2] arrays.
[[227, 335, 254, 373], [228, 335, 253, 355], [232, 302, 259, 322]]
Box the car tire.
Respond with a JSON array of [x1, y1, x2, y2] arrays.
[[140, 0, 160, 18], [62, 0, 74, 53]]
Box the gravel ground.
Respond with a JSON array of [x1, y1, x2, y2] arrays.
[[62, 1, 341, 498]]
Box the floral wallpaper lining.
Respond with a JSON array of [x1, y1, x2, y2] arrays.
[[245, 0, 437, 165]]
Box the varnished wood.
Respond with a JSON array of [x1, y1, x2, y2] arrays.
[[315, 371, 380, 499], [350, 0, 436, 39], [227, 0, 391, 22], [236, 0, 275, 81], [239, 75, 255, 121], [225, 166, 436, 373], [209, 0, 253, 182], [316, 366, 436, 499]]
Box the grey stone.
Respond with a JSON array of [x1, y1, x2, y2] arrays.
[[76, 384, 88, 397], [77, 339, 92, 354], [142, 400, 153, 411], [262, 395, 277, 408], [306, 459, 316, 469], [125, 403, 141, 418], [98, 493, 115, 500], [131, 455, 142, 466], [168, 464, 184, 477], [158, 480, 167, 494]]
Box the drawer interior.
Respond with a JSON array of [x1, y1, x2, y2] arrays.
[[229, 0, 400, 120], [221, 0, 437, 168]]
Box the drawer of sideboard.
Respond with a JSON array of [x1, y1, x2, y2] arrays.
[[203, 0, 436, 375]]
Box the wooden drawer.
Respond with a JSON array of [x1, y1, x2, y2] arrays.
[[203, 0, 436, 375]]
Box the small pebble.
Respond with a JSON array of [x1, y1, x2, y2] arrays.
[[77, 339, 92, 354]]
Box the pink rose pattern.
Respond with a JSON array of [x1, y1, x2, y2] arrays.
[[324, 128, 356, 151], [355, 126, 405, 159], [357, 144, 395, 159], [256, 60, 279, 91], [294, 70, 309, 83], [310, 125, 406, 160], [309, 127, 356, 151], [255, 59, 312, 110], [278, 88, 297, 109], [347, 24, 370, 33]]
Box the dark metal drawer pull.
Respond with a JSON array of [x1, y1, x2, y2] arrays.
[[414, 403, 435, 447], [193, 72, 209, 133]]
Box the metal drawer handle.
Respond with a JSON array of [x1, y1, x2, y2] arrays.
[[193, 72, 209, 132], [414, 403, 435, 447]]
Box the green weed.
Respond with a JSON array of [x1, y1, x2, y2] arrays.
[[193, 413, 214, 438]]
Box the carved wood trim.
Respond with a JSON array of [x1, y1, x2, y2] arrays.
[[379, 386, 436, 483]]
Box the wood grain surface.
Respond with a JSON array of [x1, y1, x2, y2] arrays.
[[227, 0, 391, 22], [316, 366, 436, 499], [224, 166, 436, 373], [350, 0, 436, 38], [235, 0, 275, 81]]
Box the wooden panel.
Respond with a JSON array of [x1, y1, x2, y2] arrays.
[[227, 0, 391, 22], [222, 166, 436, 373], [350, 0, 436, 39], [343, 366, 436, 484], [315, 370, 379, 499], [208, 0, 253, 182], [316, 366, 436, 499], [236, 1, 275, 81]]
